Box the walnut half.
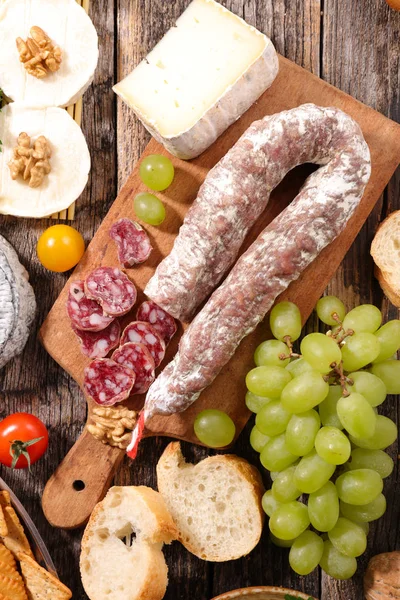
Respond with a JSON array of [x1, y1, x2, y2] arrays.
[[16, 26, 62, 79], [8, 133, 51, 188], [88, 406, 138, 449]]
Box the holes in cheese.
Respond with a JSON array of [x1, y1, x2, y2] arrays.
[[113, 0, 278, 159]]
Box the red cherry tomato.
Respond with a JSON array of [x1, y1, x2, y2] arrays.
[[0, 413, 49, 469]]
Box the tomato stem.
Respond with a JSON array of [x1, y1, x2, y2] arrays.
[[9, 437, 44, 470]]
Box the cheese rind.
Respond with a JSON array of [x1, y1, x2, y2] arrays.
[[0, 104, 91, 218], [113, 0, 279, 159]]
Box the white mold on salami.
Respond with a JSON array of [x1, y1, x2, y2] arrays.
[[83, 358, 135, 406], [121, 321, 166, 367], [67, 280, 114, 332], [145, 104, 371, 322], [132, 104, 371, 445], [112, 342, 155, 395], [110, 218, 152, 268], [73, 320, 121, 359], [136, 300, 177, 345], [85, 267, 137, 317]]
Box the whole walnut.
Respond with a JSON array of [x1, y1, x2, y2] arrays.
[[364, 551, 400, 599]]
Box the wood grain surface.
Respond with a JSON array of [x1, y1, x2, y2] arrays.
[[0, 1, 399, 599]]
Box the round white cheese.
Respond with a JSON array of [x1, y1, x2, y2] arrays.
[[0, 103, 91, 217], [0, 0, 98, 108]]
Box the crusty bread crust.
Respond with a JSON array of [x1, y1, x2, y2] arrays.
[[371, 211, 400, 307], [157, 442, 265, 562]]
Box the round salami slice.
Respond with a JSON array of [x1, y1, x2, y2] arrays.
[[83, 358, 135, 406], [110, 218, 153, 268], [121, 321, 166, 367], [67, 280, 114, 332], [85, 267, 137, 317], [136, 300, 177, 345], [73, 320, 121, 359], [112, 342, 155, 395]]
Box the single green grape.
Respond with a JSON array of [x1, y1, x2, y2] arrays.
[[261, 490, 281, 517], [133, 192, 166, 226], [249, 425, 270, 453], [340, 493, 386, 522], [342, 304, 382, 334], [335, 468, 383, 505], [348, 448, 394, 479], [245, 391, 272, 413], [373, 320, 400, 363], [355, 521, 370, 536], [336, 393, 377, 439], [260, 433, 298, 472], [348, 371, 387, 407], [254, 339, 290, 368], [281, 370, 329, 413], [308, 481, 339, 532], [285, 357, 313, 378], [294, 449, 336, 494], [349, 415, 397, 450], [319, 540, 357, 579], [318, 386, 344, 430], [289, 530, 324, 576], [300, 332, 342, 374], [193, 409, 235, 448], [269, 501, 310, 540], [315, 426, 351, 465], [341, 333, 381, 371], [271, 466, 301, 503], [316, 296, 346, 326], [285, 409, 321, 456], [246, 366, 291, 398], [328, 517, 367, 558], [139, 154, 174, 191], [370, 360, 400, 394], [256, 399, 291, 436], [270, 301, 302, 342], [270, 533, 297, 548]]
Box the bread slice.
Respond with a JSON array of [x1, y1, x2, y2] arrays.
[[371, 211, 400, 306], [80, 486, 178, 600], [157, 442, 265, 562]]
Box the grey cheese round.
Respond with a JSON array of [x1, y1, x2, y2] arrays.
[[0, 235, 36, 369]]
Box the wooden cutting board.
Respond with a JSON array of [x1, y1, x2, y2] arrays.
[[40, 55, 400, 529]]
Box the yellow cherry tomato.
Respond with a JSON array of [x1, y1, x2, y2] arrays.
[[37, 225, 85, 272]]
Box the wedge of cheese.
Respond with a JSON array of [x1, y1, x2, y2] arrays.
[[113, 0, 278, 159]]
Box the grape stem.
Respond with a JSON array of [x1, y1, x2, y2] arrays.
[[327, 360, 352, 396], [279, 336, 301, 360], [326, 313, 354, 346]]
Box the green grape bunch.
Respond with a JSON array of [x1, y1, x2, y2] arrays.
[[246, 297, 399, 580]]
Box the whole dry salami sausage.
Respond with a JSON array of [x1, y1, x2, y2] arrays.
[[136, 300, 177, 345], [85, 267, 137, 317], [110, 218, 152, 267], [67, 281, 114, 332], [121, 321, 165, 367], [84, 358, 135, 406], [112, 342, 155, 395], [127, 104, 371, 458], [144, 104, 370, 322], [73, 320, 121, 359]]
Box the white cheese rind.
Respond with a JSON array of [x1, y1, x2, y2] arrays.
[[113, 0, 279, 159], [0, 0, 99, 108], [0, 104, 91, 218]]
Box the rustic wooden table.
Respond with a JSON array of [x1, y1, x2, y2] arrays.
[[0, 1, 399, 599]]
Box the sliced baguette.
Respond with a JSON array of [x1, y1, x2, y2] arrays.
[[157, 442, 265, 562], [80, 486, 178, 600], [371, 211, 400, 306]]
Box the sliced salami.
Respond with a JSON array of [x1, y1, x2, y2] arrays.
[[67, 280, 114, 332], [112, 342, 155, 395], [83, 358, 135, 406], [110, 218, 152, 267], [73, 320, 121, 359], [136, 300, 177, 345], [85, 267, 137, 317], [121, 321, 166, 367]]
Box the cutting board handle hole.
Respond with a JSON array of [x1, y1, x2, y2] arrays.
[[73, 480, 86, 492]]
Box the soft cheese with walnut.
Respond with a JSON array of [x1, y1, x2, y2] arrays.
[[113, 0, 278, 159]]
